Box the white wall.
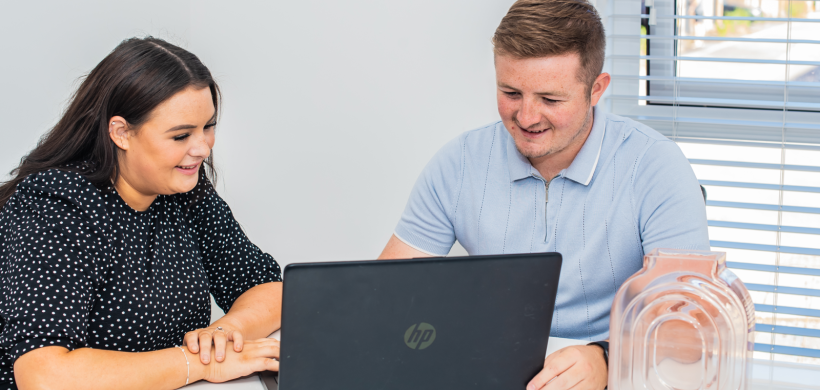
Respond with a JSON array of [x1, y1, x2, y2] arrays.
[[0, 0, 191, 178], [1, 1, 516, 268]]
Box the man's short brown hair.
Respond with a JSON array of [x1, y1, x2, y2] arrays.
[[493, 0, 606, 94]]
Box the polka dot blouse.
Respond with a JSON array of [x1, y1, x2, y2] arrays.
[[0, 168, 282, 389]]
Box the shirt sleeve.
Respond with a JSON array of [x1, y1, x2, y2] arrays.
[[0, 181, 103, 365], [631, 139, 711, 253], [187, 187, 282, 313], [393, 135, 464, 256]]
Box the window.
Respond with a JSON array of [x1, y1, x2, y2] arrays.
[[602, 0, 820, 365]]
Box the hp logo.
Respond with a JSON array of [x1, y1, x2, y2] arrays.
[[404, 323, 436, 350]]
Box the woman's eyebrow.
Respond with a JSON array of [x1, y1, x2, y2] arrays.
[[165, 124, 197, 133]]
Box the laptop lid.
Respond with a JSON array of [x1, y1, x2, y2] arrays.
[[278, 252, 562, 390]]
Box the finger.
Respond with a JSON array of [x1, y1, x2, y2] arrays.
[[527, 354, 574, 390], [250, 344, 281, 360], [248, 338, 279, 348], [262, 358, 279, 372], [231, 330, 244, 352], [184, 331, 200, 353], [542, 348, 563, 367], [199, 331, 214, 364], [543, 365, 584, 390], [262, 338, 280, 347], [213, 330, 228, 362]]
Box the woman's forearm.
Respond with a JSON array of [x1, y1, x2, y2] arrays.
[[14, 345, 208, 390], [215, 281, 283, 339]]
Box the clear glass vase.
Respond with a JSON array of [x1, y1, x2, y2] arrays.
[[608, 249, 755, 390]]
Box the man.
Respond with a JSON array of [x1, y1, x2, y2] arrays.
[[378, 0, 710, 389]]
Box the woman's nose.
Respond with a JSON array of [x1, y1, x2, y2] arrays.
[[189, 134, 211, 159]]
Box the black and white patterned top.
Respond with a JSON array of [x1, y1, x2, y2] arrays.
[[0, 168, 282, 389]]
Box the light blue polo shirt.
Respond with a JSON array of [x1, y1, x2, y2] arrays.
[[394, 106, 710, 341]]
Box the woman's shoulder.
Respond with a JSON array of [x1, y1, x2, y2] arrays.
[[11, 165, 109, 221]]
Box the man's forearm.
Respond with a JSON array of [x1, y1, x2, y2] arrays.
[[215, 281, 283, 339]]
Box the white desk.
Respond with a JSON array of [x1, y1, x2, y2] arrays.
[[186, 333, 584, 390], [188, 333, 819, 390]]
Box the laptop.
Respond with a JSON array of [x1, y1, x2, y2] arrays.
[[261, 252, 562, 390]]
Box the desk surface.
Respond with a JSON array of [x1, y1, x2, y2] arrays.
[[187, 333, 818, 390]]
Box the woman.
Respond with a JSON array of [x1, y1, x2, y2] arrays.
[[0, 37, 282, 389]]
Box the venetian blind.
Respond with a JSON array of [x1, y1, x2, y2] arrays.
[[601, 0, 820, 364]]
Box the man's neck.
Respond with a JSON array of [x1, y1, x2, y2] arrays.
[[529, 109, 594, 181]]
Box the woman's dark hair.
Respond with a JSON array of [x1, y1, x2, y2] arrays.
[[0, 36, 220, 208]]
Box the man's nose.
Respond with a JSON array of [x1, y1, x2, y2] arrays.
[[516, 97, 541, 129]]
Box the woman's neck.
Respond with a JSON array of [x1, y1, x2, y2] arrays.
[[113, 174, 157, 212]]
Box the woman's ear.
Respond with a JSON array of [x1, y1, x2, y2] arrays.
[[108, 116, 130, 150]]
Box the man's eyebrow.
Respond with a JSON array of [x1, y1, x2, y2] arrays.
[[497, 82, 520, 91], [498, 83, 569, 97], [535, 90, 569, 97]]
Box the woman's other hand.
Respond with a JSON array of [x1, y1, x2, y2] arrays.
[[204, 339, 280, 383], [184, 325, 244, 364]]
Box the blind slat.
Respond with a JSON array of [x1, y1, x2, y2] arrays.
[[675, 137, 820, 151], [610, 34, 820, 45], [707, 201, 820, 214], [755, 304, 820, 318], [728, 261, 820, 277], [612, 13, 820, 23], [700, 180, 820, 194], [608, 94, 820, 111], [755, 324, 820, 339], [625, 115, 820, 132], [612, 74, 820, 87], [690, 159, 820, 173], [745, 283, 820, 298], [610, 54, 820, 66], [710, 240, 820, 256], [754, 344, 820, 359], [711, 221, 820, 236]]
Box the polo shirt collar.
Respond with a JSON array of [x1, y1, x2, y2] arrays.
[[506, 125, 538, 182], [506, 105, 607, 185], [564, 105, 606, 186]]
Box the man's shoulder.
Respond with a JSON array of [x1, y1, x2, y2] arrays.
[[441, 120, 506, 154], [602, 112, 686, 165], [601, 113, 692, 179], [428, 121, 506, 166], [604, 112, 671, 144], [461, 120, 506, 142]]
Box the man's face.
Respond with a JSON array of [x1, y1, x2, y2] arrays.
[[495, 53, 604, 162]]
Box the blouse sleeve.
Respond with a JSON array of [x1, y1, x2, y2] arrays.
[[186, 186, 282, 313], [0, 172, 109, 364]]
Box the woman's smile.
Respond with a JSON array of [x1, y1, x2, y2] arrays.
[[176, 162, 201, 175]]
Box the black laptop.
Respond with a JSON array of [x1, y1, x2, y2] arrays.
[[261, 252, 562, 390]]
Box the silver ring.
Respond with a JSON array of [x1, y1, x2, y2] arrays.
[[215, 326, 224, 332]]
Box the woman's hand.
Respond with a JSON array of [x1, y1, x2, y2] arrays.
[[184, 324, 244, 364], [204, 339, 280, 383]]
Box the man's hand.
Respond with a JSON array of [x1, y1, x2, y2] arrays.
[[527, 345, 607, 390]]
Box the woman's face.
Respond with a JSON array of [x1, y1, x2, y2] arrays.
[[110, 86, 216, 197]]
